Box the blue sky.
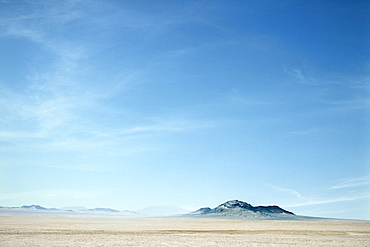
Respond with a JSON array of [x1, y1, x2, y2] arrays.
[[0, 0, 369, 220]]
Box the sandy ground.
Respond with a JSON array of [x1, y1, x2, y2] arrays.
[[1, 216, 369, 246]]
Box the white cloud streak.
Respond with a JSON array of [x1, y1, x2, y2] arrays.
[[264, 183, 304, 199], [0, 189, 101, 201], [286, 194, 370, 208], [329, 175, 370, 190], [284, 65, 370, 114], [0, 0, 220, 144], [267, 176, 370, 209]]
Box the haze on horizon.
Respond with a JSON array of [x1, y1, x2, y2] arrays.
[[0, 0, 369, 220]]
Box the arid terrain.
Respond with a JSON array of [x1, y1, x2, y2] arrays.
[[1, 216, 369, 246]]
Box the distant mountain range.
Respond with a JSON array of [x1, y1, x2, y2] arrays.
[[137, 205, 190, 216], [20, 205, 56, 210], [190, 200, 295, 218], [0, 200, 295, 218], [0, 205, 138, 215], [0, 204, 189, 217], [0, 200, 360, 221], [0, 205, 59, 211]]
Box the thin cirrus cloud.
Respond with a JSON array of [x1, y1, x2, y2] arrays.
[[283, 65, 369, 90], [284, 67, 322, 87], [284, 66, 370, 115], [0, 189, 101, 202], [264, 183, 304, 200], [1, 1, 211, 136], [286, 195, 370, 208], [328, 175, 370, 190], [268, 175, 370, 209]]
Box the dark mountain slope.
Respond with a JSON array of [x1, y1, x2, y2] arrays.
[[190, 200, 294, 218]]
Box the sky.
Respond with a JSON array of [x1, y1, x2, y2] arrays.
[[0, 0, 369, 220]]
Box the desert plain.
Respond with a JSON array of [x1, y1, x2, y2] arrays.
[[1, 216, 369, 246]]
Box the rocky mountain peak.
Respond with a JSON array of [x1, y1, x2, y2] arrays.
[[216, 200, 253, 210], [190, 207, 212, 215], [190, 199, 295, 218], [21, 205, 48, 210]]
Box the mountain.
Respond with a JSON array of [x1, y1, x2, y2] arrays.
[[59, 206, 87, 212], [190, 200, 294, 218], [21, 205, 51, 210], [138, 205, 190, 216], [85, 208, 120, 213], [0, 205, 139, 216], [83, 208, 139, 215], [192, 207, 212, 214], [20, 205, 59, 211]]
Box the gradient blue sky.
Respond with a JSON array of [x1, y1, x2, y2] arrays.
[[0, 0, 369, 220]]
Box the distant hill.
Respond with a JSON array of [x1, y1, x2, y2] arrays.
[[59, 206, 87, 211], [21, 205, 53, 210], [190, 200, 294, 218], [85, 208, 120, 213], [138, 205, 190, 216], [0, 205, 139, 216], [84, 208, 139, 215]]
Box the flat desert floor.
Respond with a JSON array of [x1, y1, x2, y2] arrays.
[[1, 216, 369, 246]]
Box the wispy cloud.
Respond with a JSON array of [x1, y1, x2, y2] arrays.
[[42, 162, 117, 172], [264, 183, 304, 199], [0, 2, 102, 141], [284, 65, 370, 113], [1, 0, 220, 145], [267, 177, 370, 209], [329, 175, 370, 190], [226, 88, 272, 107], [283, 67, 322, 86], [286, 194, 370, 208], [0, 131, 44, 139], [118, 117, 217, 135], [284, 65, 370, 89], [0, 189, 102, 201]]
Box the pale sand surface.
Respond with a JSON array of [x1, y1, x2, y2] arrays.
[[1, 216, 369, 246]]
